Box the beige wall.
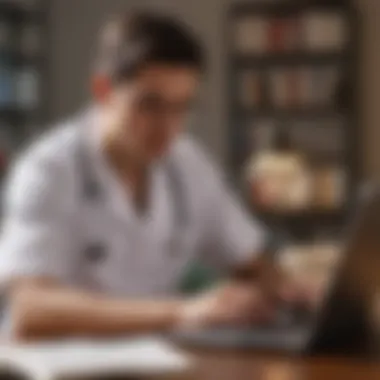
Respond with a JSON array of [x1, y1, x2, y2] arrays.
[[48, 0, 380, 177]]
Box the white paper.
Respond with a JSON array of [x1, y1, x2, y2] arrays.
[[0, 337, 191, 380]]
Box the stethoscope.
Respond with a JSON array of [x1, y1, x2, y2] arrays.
[[75, 124, 189, 263]]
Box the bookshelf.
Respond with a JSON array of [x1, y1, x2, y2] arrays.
[[227, 0, 361, 242], [0, 0, 49, 190]]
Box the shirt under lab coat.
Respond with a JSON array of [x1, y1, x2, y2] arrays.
[[0, 109, 267, 297]]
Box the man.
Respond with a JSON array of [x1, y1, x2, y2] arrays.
[[0, 11, 305, 341]]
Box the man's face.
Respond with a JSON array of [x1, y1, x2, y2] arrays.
[[101, 65, 199, 162]]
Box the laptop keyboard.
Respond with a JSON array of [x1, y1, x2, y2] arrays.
[[170, 307, 314, 351]]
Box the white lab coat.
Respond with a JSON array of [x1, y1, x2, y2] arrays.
[[0, 108, 267, 297]]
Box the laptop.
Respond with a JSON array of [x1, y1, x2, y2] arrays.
[[170, 186, 380, 357]]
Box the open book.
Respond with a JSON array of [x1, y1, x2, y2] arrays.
[[0, 337, 191, 379]]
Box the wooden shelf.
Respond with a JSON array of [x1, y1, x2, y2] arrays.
[[0, 50, 43, 67], [235, 51, 349, 67], [231, 1, 352, 17], [255, 207, 347, 226], [0, 2, 44, 21], [241, 106, 343, 119], [0, 107, 27, 120], [227, 0, 360, 240]]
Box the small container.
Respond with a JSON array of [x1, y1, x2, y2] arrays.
[[15, 67, 39, 110]]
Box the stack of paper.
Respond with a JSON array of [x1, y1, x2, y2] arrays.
[[0, 337, 191, 380]]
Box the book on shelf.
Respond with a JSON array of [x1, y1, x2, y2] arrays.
[[234, 9, 348, 56], [267, 17, 302, 53], [283, 16, 302, 52], [311, 66, 340, 106], [289, 119, 344, 157], [269, 68, 289, 108], [239, 69, 263, 108], [267, 66, 341, 109], [268, 17, 286, 52], [234, 16, 267, 54], [302, 11, 348, 52]]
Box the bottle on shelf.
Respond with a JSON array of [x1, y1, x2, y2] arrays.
[[15, 66, 39, 110]]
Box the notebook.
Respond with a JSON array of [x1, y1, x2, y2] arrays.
[[0, 337, 191, 379]]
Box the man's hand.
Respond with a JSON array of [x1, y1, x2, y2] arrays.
[[234, 256, 321, 312], [177, 282, 274, 329]]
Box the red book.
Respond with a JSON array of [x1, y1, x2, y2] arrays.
[[268, 18, 285, 52]]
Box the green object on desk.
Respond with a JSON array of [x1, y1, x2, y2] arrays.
[[179, 262, 221, 295]]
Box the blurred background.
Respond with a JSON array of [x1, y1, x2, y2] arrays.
[[0, 0, 378, 288]]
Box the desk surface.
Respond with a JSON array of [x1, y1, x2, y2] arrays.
[[178, 349, 380, 380]]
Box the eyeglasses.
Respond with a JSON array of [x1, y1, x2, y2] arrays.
[[136, 93, 195, 119]]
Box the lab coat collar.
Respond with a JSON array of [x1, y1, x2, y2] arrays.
[[78, 105, 169, 226]]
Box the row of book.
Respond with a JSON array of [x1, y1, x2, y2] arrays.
[[249, 118, 345, 158], [239, 66, 340, 109], [245, 149, 346, 212], [234, 11, 348, 54], [0, 62, 40, 109], [0, 20, 42, 57]]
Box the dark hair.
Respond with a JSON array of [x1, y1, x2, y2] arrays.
[[95, 11, 204, 83]]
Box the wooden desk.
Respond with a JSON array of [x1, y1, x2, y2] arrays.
[[176, 349, 380, 380]]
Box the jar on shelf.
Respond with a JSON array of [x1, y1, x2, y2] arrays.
[[245, 130, 312, 212], [15, 66, 39, 110]]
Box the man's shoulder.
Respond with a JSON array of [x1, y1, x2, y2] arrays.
[[22, 119, 80, 163], [6, 116, 84, 194], [13, 113, 85, 172], [3, 118, 83, 213]]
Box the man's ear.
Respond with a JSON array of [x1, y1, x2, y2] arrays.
[[91, 75, 112, 102]]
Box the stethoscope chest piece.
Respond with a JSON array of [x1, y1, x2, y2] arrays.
[[84, 242, 108, 264]]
